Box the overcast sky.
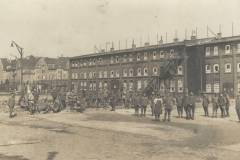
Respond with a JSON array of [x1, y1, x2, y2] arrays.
[[0, 0, 240, 58]]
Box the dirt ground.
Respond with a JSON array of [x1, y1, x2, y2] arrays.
[[0, 104, 240, 160]]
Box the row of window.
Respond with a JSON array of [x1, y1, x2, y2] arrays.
[[72, 66, 183, 79], [71, 49, 178, 68], [205, 44, 240, 56], [206, 83, 220, 93], [73, 79, 184, 93], [205, 63, 240, 73]]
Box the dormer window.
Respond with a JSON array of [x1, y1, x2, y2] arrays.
[[225, 45, 231, 54]]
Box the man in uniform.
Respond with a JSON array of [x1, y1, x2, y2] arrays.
[[176, 95, 183, 118], [188, 92, 196, 120], [212, 93, 219, 118], [154, 97, 162, 121], [142, 94, 148, 117], [8, 92, 16, 118], [224, 93, 230, 117], [202, 94, 210, 117], [218, 94, 226, 118], [163, 94, 175, 122], [133, 93, 140, 116], [150, 94, 155, 116], [182, 91, 189, 120], [235, 95, 240, 122]]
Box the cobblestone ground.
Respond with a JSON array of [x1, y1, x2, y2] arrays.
[[0, 103, 240, 160]]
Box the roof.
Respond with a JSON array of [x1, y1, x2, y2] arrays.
[[20, 56, 41, 69], [43, 57, 69, 70], [0, 58, 16, 71], [70, 35, 240, 60]]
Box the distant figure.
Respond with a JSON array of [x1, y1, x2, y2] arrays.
[[218, 94, 226, 118], [212, 93, 219, 118], [224, 93, 230, 117], [150, 95, 155, 116], [154, 98, 162, 121], [8, 92, 16, 118], [110, 95, 116, 111], [163, 94, 175, 122], [183, 93, 189, 119], [176, 95, 183, 118], [202, 94, 210, 117], [141, 95, 148, 117], [133, 94, 140, 116], [188, 92, 196, 120], [235, 95, 240, 122]]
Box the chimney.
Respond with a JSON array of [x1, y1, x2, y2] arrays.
[[158, 36, 163, 45], [132, 39, 136, 48], [110, 42, 114, 51], [217, 32, 222, 39], [110, 47, 114, 52], [191, 35, 196, 40], [173, 38, 178, 42], [144, 42, 150, 47]]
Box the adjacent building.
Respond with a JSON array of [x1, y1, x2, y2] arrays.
[[35, 57, 69, 91], [69, 35, 240, 97]]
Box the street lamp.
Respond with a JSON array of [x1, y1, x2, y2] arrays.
[[10, 41, 24, 93]]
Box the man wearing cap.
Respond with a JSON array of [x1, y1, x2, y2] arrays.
[[141, 94, 148, 117], [235, 95, 240, 122], [202, 94, 210, 117], [212, 93, 219, 117], [218, 94, 226, 118], [163, 94, 175, 122], [224, 93, 230, 117], [176, 95, 183, 118], [188, 92, 196, 120], [8, 92, 16, 118]]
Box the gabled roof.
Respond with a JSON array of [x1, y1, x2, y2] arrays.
[[0, 58, 16, 71], [20, 56, 41, 69]]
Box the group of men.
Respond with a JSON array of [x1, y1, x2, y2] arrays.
[[200, 93, 230, 118], [132, 93, 176, 122]]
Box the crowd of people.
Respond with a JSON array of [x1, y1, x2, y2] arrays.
[[129, 91, 240, 122], [5, 87, 240, 122]]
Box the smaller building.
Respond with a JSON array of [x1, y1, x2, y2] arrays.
[[35, 57, 69, 92]]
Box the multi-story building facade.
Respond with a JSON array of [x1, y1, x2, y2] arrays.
[[70, 41, 188, 98], [69, 35, 240, 98], [203, 36, 240, 97], [0, 58, 16, 90], [35, 57, 69, 91]]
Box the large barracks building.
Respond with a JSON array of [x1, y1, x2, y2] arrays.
[[69, 35, 240, 97]]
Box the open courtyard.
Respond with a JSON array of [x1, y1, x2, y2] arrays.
[[0, 104, 240, 160]]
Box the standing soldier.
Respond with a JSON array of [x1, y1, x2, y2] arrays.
[[154, 98, 162, 121], [218, 94, 226, 118], [176, 95, 183, 118], [141, 94, 148, 117], [150, 94, 155, 116], [188, 92, 196, 120], [212, 93, 219, 118], [224, 93, 230, 117], [235, 95, 240, 122], [202, 94, 210, 117], [133, 93, 139, 116], [183, 92, 189, 120], [110, 95, 116, 111], [8, 92, 16, 118], [163, 94, 175, 122]]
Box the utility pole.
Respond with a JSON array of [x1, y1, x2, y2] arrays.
[[11, 41, 24, 93]]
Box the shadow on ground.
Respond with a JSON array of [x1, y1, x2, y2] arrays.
[[0, 154, 29, 160], [46, 152, 58, 160]]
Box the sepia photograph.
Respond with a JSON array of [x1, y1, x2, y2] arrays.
[[1, 0, 240, 159]]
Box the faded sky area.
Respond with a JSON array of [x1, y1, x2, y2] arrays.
[[0, 0, 240, 58]]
